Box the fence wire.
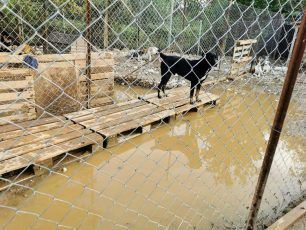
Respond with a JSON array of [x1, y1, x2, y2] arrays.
[[0, 0, 305, 229]]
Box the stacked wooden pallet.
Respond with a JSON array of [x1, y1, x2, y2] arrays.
[[0, 69, 36, 125], [0, 116, 103, 176], [76, 54, 114, 108], [229, 39, 257, 80], [139, 87, 220, 117], [65, 100, 175, 148]]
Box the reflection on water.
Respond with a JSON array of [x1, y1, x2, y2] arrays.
[[0, 85, 305, 229]]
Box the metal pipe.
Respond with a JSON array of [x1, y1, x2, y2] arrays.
[[246, 7, 306, 229], [86, 0, 91, 109]]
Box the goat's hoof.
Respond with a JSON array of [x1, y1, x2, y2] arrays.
[[158, 95, 162, 99], [190, 101, 195, 105], [164, 94, 169, 97], [196, 99, 201, 103]]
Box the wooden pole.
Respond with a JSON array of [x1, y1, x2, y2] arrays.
[[103, 0, 109, 49], [86, 0, 91, 109], [246, 6, 306, 229], [168, 0, 174, 47]]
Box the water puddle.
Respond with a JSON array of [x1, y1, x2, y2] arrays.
[[0, 84, 305, 229]]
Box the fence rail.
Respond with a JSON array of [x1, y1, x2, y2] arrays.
[[0, 0, 305, 229]]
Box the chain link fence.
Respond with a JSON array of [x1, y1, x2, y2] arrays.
[[0, 0, 305, 229]]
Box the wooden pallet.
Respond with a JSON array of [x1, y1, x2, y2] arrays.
[[139, 87, 220, 117], [65, 100, 174, 148], [0, 116, 103, 176], [229, 39, 257, 80], [0, 68, 37, 125]]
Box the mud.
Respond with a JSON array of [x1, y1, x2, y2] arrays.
[[0, 82, 305, 229]]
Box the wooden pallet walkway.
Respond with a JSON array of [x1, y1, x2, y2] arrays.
[[0, 87, 219, 176], [0, 116, 103, 176], [65, 100, 175, 148], [139, 87, 220, 117]]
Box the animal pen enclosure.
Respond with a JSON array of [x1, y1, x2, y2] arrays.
[[0, 0, 305, 229]]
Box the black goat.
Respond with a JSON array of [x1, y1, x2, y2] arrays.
[[157, 52, 218, 104]]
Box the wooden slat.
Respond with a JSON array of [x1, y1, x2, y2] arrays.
[[0, 133, 103, 175], [0, 116, 65, 134], [88, 104, 158, 130], [234, 44, 252, 52], [0, 91, 34, 102], [0, 80, 32, 90], [79, 72, 114, 81], [0, 124, 82, 152], [0, 121, 69, 141], [237, 39, 257, 45], [0, 52, 113, 64], [0, 69, 34, 78], [68, 100, 146, 123], [268, 200, 306, 230], [101, 110, 174, 137], [234, 49, 251, 57], [0, 127, 90, 161], [0, 113, 37, 126]]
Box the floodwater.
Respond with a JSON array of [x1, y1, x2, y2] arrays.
[[0, 84, 305, 229]]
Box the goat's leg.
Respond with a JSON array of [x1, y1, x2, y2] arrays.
[[190, 83, 196, 104], [195, 83, 201, 102], [158, 70, 171, 99]]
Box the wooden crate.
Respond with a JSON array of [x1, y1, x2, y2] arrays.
[[139, 87, 220, 117], [0, 116, 103, 176], [229, 39, 257, 80], [0, 69, 36, 125], [65, 99, 174, 148]]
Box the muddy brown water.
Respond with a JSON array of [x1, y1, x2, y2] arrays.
[[0, 84, 305, 229]]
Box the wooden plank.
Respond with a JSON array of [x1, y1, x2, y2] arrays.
[[0, 91, 34, 102], [0, 121, 70, 141], [0, 108, 35, 119], [69, 100, 146, 123], [0, 80, 32, 90], [0, 124, 82, 152], [268, 200, 306, 230], [75, 59, 114, 69], [234, 44, 252, 52], [175, 93, 220, 115], [0, 101, 34, 111], [0, 69, 34, 78], [89, 104, 158, 130], [64, 103, 118, 120], [79, 72, 114, 81], [0, 52, 113, 64], [0, 133, 103, 175], [0, 116, 65, 134], [233, 49, 251, 57], [237, 39, 257, 45], [0, 113, 37, 126], [0, 127, 91, 161], [100, 110, 175, 137]]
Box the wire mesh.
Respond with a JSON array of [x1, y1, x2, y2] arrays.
[[0, 0, 305, 229]]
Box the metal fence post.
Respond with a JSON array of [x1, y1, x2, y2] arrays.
[[168, 0, 174, 48], [197, 20, 203, 55], [246, 7, 306, 230], [86, 0, 91, 109]]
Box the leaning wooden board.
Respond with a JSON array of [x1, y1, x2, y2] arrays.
[[0, 116, 103, 175], [139, 87, 220, 116], [65, 99, 174, 148]]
